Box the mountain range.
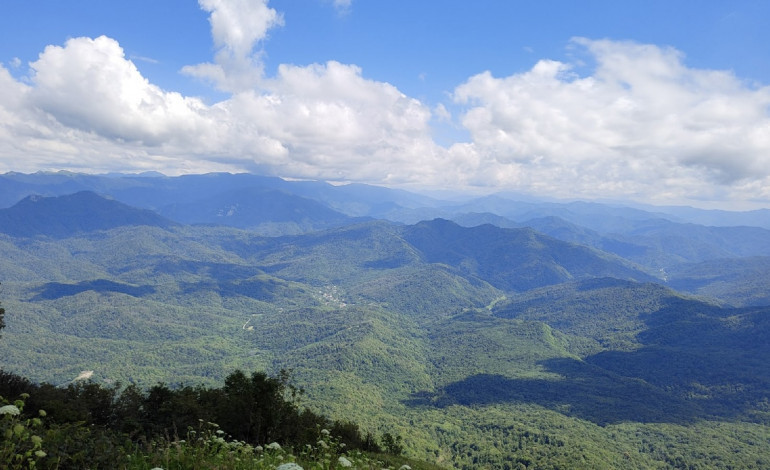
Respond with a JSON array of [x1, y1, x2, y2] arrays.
[[1, 171, 769, 468]]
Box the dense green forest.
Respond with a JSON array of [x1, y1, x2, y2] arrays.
[[1, 186, 770, 468], [0, 368, 437, 469]]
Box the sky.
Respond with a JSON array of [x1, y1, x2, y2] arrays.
[[1, 1, 769, 210]]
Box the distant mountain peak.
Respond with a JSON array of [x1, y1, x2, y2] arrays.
[[0, 191, 177, 238]]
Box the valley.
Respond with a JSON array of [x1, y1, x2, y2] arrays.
[[1, 172, 770, 468]]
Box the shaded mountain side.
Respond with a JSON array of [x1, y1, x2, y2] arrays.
[[406, 309, 702, 426], [409, 298, 770, 425], [0, 191, 177, 238], [401, 218, 656, 291], [484, 279, 770, 422], [31, 279, 155, 301], [491, 278, 724, 349], [583, 302, 770, 422]]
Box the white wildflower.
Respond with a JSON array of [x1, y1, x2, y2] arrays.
[[0, 404, 20, 416], [338, 456, 353, 467], [321, 428, 330, 436], [276, 464, 303, 470], [399, 466, 412, 470], [318, 439, 329, 449], [266, 442, 281, 450], [255, 445, 264, 452], [34, 450, 47, 458]]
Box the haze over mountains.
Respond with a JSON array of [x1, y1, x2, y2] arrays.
[[2, 171, 769, 306], [1, 170, 770, 468]]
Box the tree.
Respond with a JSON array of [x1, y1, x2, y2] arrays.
[[381, 432, 404, 455], [217, 369, 302, 445]]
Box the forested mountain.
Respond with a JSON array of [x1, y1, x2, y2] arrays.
[[0, 191, 177, 238], [2, 172, 770, 468], [157, 186, 360, 234]]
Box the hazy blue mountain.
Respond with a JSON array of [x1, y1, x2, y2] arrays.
[[449, 212, 519, 229], [0, 191, 177, 238], [521, 216, 770, 268], [156, 186, 360, 234], [666, 256, 770, 307], [630, 203, 770, 229], [0, 171, 437, 219], [0, 171, 122, 208], [4, 171, 770, 235]]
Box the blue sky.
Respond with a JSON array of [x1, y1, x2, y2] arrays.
[[1, 0, 769, 209]]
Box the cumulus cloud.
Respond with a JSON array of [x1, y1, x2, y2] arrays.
[[213, 60, 442, 183], [30, 36, 211, 146], [1, 0, 770, 209], [0, 27, 442, 183], [454, 37, 770, 203], [181, 0, 283, 92]]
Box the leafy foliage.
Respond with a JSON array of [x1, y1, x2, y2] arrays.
[[2, 187, 770, 468], [0, 374, 438, 470]]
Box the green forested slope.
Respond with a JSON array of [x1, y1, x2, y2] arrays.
[[1, 207, 770, 468]]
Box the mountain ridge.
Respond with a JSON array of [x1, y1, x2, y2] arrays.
[[0, 190, 178, 238]]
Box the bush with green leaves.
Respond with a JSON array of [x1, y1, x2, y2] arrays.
[[0, 393, 48, 469], [0, 369, 432, 469]]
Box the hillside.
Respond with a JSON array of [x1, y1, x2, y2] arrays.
[[0, 191, 177, 238], [0, 185, 769, 468], [666, 256, 770, 306], [157, 186, 360, 234], [402, 219, 655, 291]]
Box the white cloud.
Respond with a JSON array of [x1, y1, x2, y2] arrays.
[[453, 37, 770, 204], [0, 31, 443, 183], [217, 61, 442, 183], [332, 0, 353, 14], [1, 0, 769, 210], [182, 0, 283, 92], [30, 36, 210, 146]]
